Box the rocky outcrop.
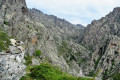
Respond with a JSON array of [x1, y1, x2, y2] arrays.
[[0, 39, 26, 80]]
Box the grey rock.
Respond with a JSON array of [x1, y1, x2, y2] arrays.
[[0, 53, 26, 80], [0, 38, 26, 80], [32, 58, 40, 65], [9, 46, 22, 54]]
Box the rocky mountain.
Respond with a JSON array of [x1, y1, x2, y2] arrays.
[[82, 7, 120, 79], [0, 0, 91, 80], [0, 0, 120, 80], [29, 8, 85, 42], [82, 7, 120, 51]]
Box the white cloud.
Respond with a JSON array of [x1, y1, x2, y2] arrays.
[[26, 0, 120, 26]]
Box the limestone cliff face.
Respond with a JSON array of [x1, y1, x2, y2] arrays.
[[0, 0, 88, 78]]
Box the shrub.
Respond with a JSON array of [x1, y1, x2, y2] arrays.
[[112, 72, 120, 80], [20, 75, 33, 80], [20, 63, 94, 80], [30, 63, 62, 80], [30, 63, 78, 80], [24, 54, 32, 65], [34, 50, 42, 56]]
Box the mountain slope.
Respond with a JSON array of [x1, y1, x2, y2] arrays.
[[0, 0, 120, 80], [81, 7, 120, 80], [0, 0, 90, 79], [82, 7, 120, 51]]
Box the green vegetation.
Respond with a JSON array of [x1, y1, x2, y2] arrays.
[[0, 29, 10, 52], [34, 50, 42, 57], [78, 58, 86, 65], [102, 69, 108, 80], [70, 53, 77, 61], [94, 56, 102, 69], [58, 45, 66, 55], [24, 50, 43, 66], [24, 54, 32, 65], [22, 42, 94, 80], [88, 45, 94, 52], [57, 40, 78, 63], [20, 63, 94, 80], [88, 70, 94, 77], [58, 41, 72, 55], [4, 21, 10, 25], [57, 41, 68, 55], [112, 72, 120, 80]]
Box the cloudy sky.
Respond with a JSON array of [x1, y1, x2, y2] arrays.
[[26, 0, 120, 26]]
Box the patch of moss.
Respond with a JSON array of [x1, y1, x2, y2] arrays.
[[0, 29, 10, 52]]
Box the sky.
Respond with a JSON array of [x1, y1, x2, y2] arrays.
[[26, 0, 120, 26]]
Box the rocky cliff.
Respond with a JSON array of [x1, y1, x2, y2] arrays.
[[82, 7, 120, 79], [0, 0, 120, 80], [0, 0, 90, 79]]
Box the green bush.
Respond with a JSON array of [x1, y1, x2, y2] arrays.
[[29, 63, 94, 80], [30, 63, 63, 80], [34, 50, 42, 56], [20, 75, 33, 80]]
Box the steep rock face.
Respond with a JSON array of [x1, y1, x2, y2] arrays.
[[82, 7, 120, 51], [90, 36, 120, 80], [81, 7, 120, 79], [0, 0, 88, 77], [29, 8, 85, 42]]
